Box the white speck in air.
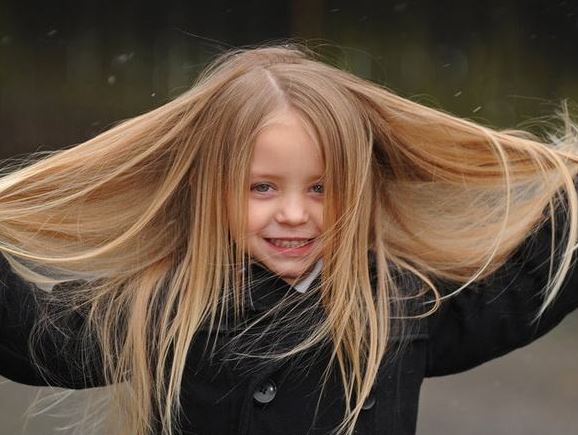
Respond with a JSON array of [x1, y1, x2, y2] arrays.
[[107, 75, 116, 85], [454, 90, 462, 97], [115, 52, 135, 64], [472, 106, 482, 113]]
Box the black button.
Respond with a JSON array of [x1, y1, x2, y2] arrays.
[[253, 379, 277, 404], [361, 393, 376, 410]]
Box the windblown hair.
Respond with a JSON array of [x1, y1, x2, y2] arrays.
[[1, 42, 578, 435]]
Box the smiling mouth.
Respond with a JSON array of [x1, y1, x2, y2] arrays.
[[265, 238, 315, 248]]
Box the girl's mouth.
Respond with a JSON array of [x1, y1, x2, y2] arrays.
[[267, 238, 313, 248], [264, 238, 315, 255]]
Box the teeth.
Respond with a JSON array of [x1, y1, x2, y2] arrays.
[[268, 239, 312, 248]]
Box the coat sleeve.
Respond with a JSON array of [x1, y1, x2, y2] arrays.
[[426, 187, 578, 376], [0, 253, 106, 389]]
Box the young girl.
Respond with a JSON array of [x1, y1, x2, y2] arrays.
[[0, 43, 578, 435]]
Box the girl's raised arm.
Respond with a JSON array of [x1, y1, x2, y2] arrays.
[[0, 253, 106, 389], [426, 183, 578, 376]]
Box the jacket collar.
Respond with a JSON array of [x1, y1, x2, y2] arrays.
[[246, 261, 321, 312], [245, 252, 377, 313]]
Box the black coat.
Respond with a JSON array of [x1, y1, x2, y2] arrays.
[[1, 208, 578, 435]]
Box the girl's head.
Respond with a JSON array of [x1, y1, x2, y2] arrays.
[[243, 107, 325, 284], [190, 45, 375, 288]]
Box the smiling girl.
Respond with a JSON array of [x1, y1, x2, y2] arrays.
[[0, 43, 578, 435], [245, 108, 325, 284]]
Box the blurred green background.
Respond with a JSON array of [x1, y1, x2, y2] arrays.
[[1, 0, 577, 434]]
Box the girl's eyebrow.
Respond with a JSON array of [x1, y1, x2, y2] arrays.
[[250, 172, 324, 181]]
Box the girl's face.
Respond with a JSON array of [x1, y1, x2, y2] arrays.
[[245, 109, 324, 285]]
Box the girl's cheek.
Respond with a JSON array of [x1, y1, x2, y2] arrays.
[[246, 203, 270, 231]]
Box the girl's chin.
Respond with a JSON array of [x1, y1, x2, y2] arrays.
[[261, 260, 318, 283]]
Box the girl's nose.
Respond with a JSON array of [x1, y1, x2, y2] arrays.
[[275, 194, 309, 225]]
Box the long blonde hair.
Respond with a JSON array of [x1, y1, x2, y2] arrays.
[[1, 42, 578, 435]]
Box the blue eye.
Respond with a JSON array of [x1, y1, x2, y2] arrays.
[[312, 183, 324, 194], [250, 183, 324, 194], [251, 183, 272, 193]]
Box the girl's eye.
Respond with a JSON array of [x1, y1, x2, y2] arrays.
[[250, 183, 324, 194], [312, 183, 324, 194], [251, 183, 273, 193]]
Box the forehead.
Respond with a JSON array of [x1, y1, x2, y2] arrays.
[[251, 110, 324, 177]]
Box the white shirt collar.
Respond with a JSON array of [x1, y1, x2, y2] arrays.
[[292, 259, 323, 293]]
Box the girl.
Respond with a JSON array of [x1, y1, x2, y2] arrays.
[[1, 42, 578, 435]]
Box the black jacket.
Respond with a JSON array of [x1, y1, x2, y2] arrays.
[[1, 206, 578, 435]]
